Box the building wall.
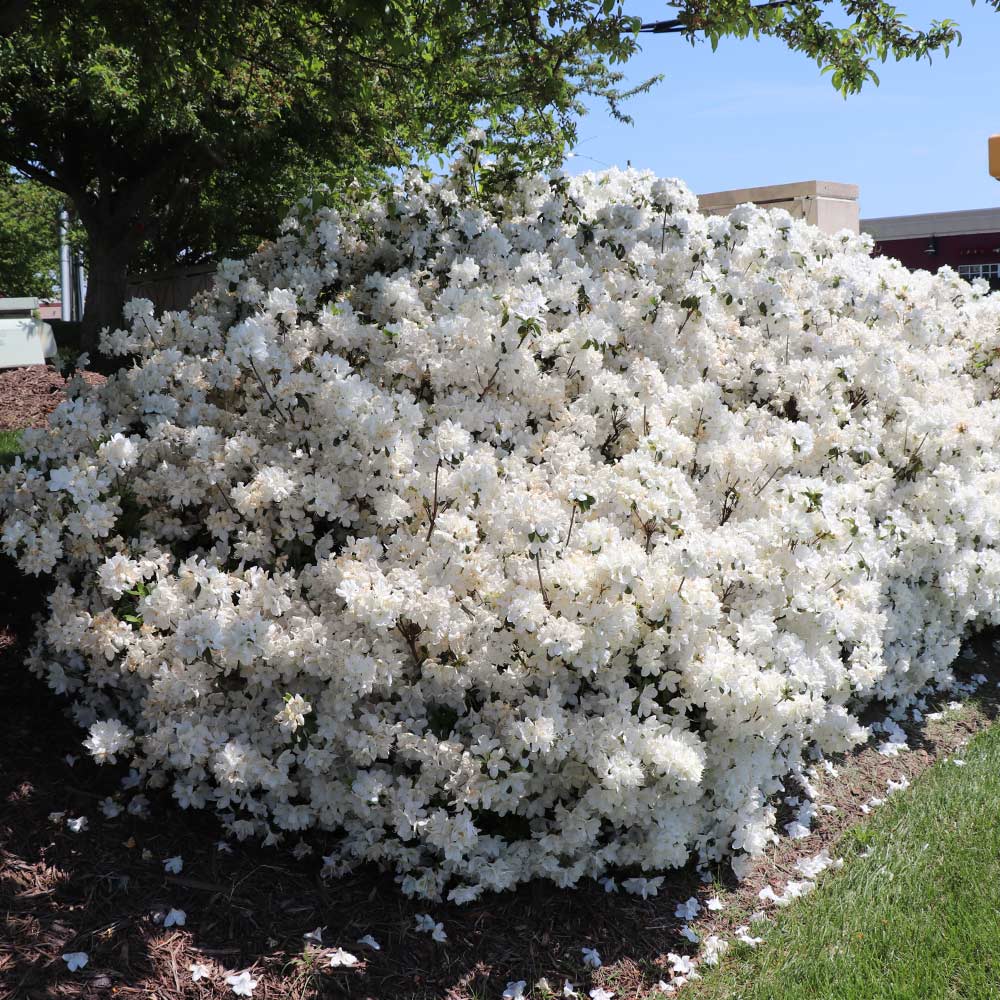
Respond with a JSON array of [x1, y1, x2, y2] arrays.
[[698, 180, 860, 235], [870, 231, 1000, 277], [862, 207, 1000, 285]]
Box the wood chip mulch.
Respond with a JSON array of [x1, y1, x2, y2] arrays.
[[0, 365, 106, 431]]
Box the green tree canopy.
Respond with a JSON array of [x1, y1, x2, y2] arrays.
[[0, 171, 60, 299], [641, 1, 986, 94]]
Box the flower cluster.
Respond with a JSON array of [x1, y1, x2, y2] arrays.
[[5, 161, 1000, 901]]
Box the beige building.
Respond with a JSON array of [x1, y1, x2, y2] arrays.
[[697, 180, 860, 235]]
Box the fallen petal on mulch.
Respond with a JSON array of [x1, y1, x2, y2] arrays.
[[0, 365, 105, 431]]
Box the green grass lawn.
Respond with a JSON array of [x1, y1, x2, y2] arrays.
[[687, 722, 1000, 1000], [0, 428, 22, 466]]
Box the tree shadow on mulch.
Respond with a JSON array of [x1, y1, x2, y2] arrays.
[[3, 549, 999, 1000]]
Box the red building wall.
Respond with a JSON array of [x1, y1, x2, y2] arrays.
[[873, 231, 1000, 274]]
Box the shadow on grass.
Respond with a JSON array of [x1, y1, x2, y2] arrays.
[[3, 550, 999, 1000]]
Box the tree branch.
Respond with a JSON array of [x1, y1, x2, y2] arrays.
[[640, 1, 793, 34]]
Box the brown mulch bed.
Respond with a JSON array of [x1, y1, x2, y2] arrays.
[[2, 548, 998, 999], [0, 365, 106, 431]]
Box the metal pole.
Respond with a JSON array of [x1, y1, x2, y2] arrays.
[[59, 208, 72, 322]]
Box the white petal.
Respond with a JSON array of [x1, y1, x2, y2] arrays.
[[328, 948, 359, 968]]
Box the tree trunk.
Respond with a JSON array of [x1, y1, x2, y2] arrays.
[[80, 233, 132, 363]]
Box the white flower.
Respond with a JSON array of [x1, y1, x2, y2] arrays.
[[65, 754, 77, 767], [781, 880, 815, 904], [190, 962, 212, 981], [734, 925, 764, 947], [784, 820, 812, 839], [328, 948, 359, 968], [674, 897, 700, 920], [164, 908, 187, 928], [563, 982, 580, 998], [795, 850, 838, 879], [590, 989, 615, 1000], [581, 947, 602, 968], [62, 952, 88, 971], [701, 935, 729, 966], [705, 896, 724, 911], [225, 969, 258, 996], [680, 925, 700, 943], [275, 694, 312, 734], [758, 885, 782, 906], [100, 798, 122, 818], [622, 876, 663, 899], [414, 914, 446, 941], [447, 884, 482, 904], [303, 927, 324, 945], [667, 952, 695, 976], [127, 796, 149, 817], [357, 934, 380, 950], [163, 856, 184, 874], [66, 816, 88, 834], [84, 720, 133, 764], [503, 981, 527, 999]]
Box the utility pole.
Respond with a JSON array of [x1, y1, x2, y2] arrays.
[[58, 207, 72, 322]]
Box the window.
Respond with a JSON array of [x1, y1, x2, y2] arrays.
[[958, 262, 1000, 285]]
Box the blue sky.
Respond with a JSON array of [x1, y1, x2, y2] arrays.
[[568, 1, 1000, 218]]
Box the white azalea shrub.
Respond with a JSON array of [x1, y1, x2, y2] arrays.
[[4, 164, 1000, 901]]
